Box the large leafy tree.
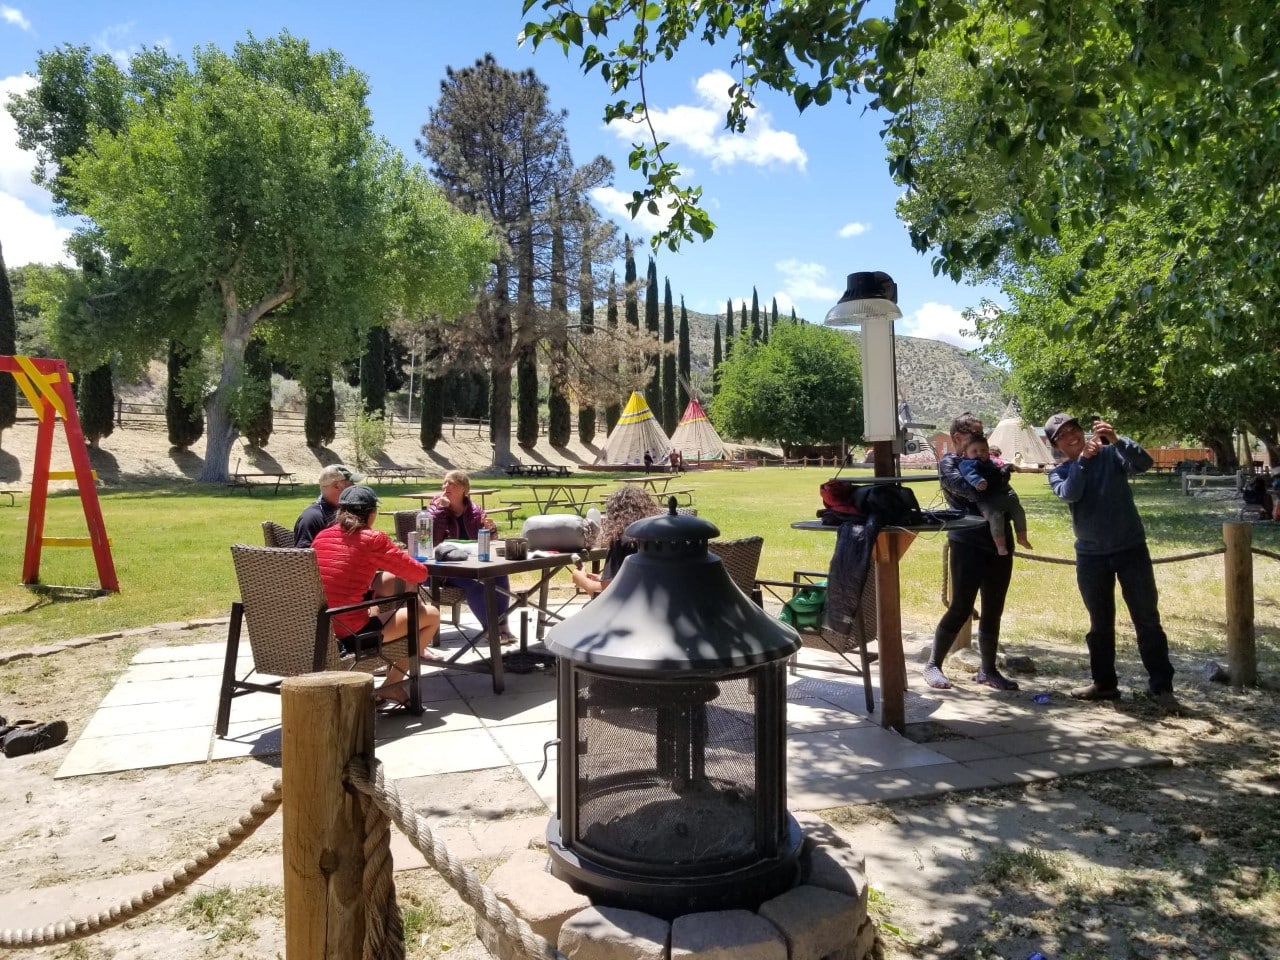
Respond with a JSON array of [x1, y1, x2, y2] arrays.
[[40, 33, 491, 481], [713, 322, 862, 454]]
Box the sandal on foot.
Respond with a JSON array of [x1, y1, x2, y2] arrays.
[[3, 720, 68, 758], [922, 664, 952, 690], [975, 669, 1019, 691]]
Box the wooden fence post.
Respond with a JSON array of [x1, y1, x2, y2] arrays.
[[1223, 521, 1256, 687], [282, 672, 375, 959]]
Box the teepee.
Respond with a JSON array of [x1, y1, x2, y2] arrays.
[[670, 398, 727, 460], [987, 406, 1054, 468], [596, 392, 672, 466]]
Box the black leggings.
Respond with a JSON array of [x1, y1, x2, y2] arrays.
[[935, 538, 1013, 650]]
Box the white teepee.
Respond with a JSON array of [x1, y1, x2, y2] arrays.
[[669, 399, 727, 461], [595, 392, 672, 466], [987, 407, 1054, 468]]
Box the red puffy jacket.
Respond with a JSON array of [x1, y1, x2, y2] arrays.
[[311, 526, 427, 635]]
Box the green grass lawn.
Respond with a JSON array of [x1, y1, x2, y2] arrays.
[[1, 469, 1277, 660]]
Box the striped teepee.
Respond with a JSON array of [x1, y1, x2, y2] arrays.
[[670, 398, 727, 461], [595, 392, 671, 466]]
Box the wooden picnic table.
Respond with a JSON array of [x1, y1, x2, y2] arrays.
[[506, 481, 604, 517], [617, 474, 679, 495], [226, 470, 297, 495], [401, 487, 500, 510], [365, 465, 425, 484]]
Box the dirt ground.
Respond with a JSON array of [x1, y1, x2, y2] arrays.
[[1, 425, 1278, 959]]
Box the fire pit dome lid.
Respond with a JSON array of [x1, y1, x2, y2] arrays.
[[545, 506, 800, 671]]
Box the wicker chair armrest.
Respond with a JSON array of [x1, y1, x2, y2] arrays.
[[325, 589, 417, 618], [792, 570, 827, 582]]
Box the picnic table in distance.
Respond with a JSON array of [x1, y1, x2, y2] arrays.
[[365, 464, 427, 484], [505, 462, 571, 478], [226, 470, 297, 495], [617, 474, 680, 494], [505, 481, 604, 516]]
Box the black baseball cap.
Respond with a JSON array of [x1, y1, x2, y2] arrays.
[[1043, 413, 1080, 444], [338, 484, 379, 511]]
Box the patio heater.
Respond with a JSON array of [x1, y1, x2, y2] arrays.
[[544, 507, 803, 919], [824, 271, 903, 478]]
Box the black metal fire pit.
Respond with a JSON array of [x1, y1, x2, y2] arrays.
[[544, 507, 803, 919]]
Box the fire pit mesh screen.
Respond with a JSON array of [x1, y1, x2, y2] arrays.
[[574, 674, 758, 868]]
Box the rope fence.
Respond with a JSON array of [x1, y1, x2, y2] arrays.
[[0, 781, 283, 950]]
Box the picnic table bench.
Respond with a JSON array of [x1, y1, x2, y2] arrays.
[[650, 487, 695, 507], [0, 488, 22, 506], [1182, 473, 1237, 496], [484, 505, 520, 528], [226, 471, 297, 495]]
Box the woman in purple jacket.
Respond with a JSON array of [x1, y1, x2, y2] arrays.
[[428, 470, 514, 642]]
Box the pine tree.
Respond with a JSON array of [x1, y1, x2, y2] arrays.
[[238, 338, 273, 447], [712, 320, 722, 398], [304, 370, 336, 448], [79, 362, 115, 448], [661, 276, 677, 433], [725, 300, 735, 358], [576, 259, 596, 445], [360, 326, 387, 414], [771, 296, 779, 330], [516, 347, 539, 446], [165, 339, 203, 450], [605, 271, 621, 431], [750, 287, 761, 343], [677, 295, 691, 413], [740, 303, 748, 339], [547, 192, 571, 446], [791, 306, 798, 324], [0, 241, 16, 443]]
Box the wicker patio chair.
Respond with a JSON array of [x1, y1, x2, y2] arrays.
[[391, 509, 471, 644], [754, 569, 876, 713], [261, 520, 296, 548], [216, 544, 421, 736], [709, 536, 764, 603]]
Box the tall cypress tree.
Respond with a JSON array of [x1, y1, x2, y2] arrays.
[[304, 370, 336, 447], [791, 306, 798, 324], [0, 242, 16, 444], [547, 191, 571, 446], [79, 363, 115, 449], [577, 259, 596, 444], [677, 296, 690, 414], [360, 326, 387, 414], [238, 337, 273, 447], [604, 272, 621, 431], [771, 296, 779, 332], [419, 348, 445, 451], [712, 320, 722, 398], [740, 304, 748, 339], [660, 277, 676, 432], [644, 257, 660, 416], [724, 300, 734, 358], [165, 339, 203, 450], [750, 287, 761, 343], [624, 237, 639, 330]]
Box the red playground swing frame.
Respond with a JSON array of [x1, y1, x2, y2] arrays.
[[2, 355, 119, 593]]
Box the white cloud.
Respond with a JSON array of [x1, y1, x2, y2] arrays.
[[0, 75, 45, 203], [774, 258, 840, 303], [607, 70, 806, 172], [0, 193, 74, 266], [94, 22, 137, 66], [589, 185, 678, 236], [900, 301, 980, 350], [1, 5, 30, 30], [838, 221, 870, 238]]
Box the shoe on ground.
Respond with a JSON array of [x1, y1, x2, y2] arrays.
[[1069, 683, 1121, 702], [975, 669, 1019, 691], [3, 719, 68, 758], [498, 630, 518, 646], [1152, 691, 1183, 714], [922, 664, 951, 689]]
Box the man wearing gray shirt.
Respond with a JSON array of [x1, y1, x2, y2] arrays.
[[1045, 413, 1178, 711]]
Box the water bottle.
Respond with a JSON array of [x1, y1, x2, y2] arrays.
[[415, 507, 432, 561], [477, 527, 491, 562]]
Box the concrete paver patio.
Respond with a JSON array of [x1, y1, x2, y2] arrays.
[[55, 614, 1171, 810]]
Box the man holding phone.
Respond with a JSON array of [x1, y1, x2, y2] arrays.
[[1044, 413, 1179, 711]]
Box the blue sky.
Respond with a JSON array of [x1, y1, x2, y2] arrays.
[[1, 0, 997, 348]]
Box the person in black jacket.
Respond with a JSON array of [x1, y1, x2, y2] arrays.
[[923, 413, 1020, 692]]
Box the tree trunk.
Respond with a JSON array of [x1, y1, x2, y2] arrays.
[[198, 313, 250, 483]]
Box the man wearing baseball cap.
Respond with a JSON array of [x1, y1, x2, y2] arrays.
[[1044, 413, 1178, 710], [292, 464, 365, 548]]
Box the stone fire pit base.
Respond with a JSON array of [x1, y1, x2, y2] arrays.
[[474, 812, 878, 960]]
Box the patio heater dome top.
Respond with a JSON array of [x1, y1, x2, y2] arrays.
[[544, 504, 799, 673], [825, 270, 903, 327]]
